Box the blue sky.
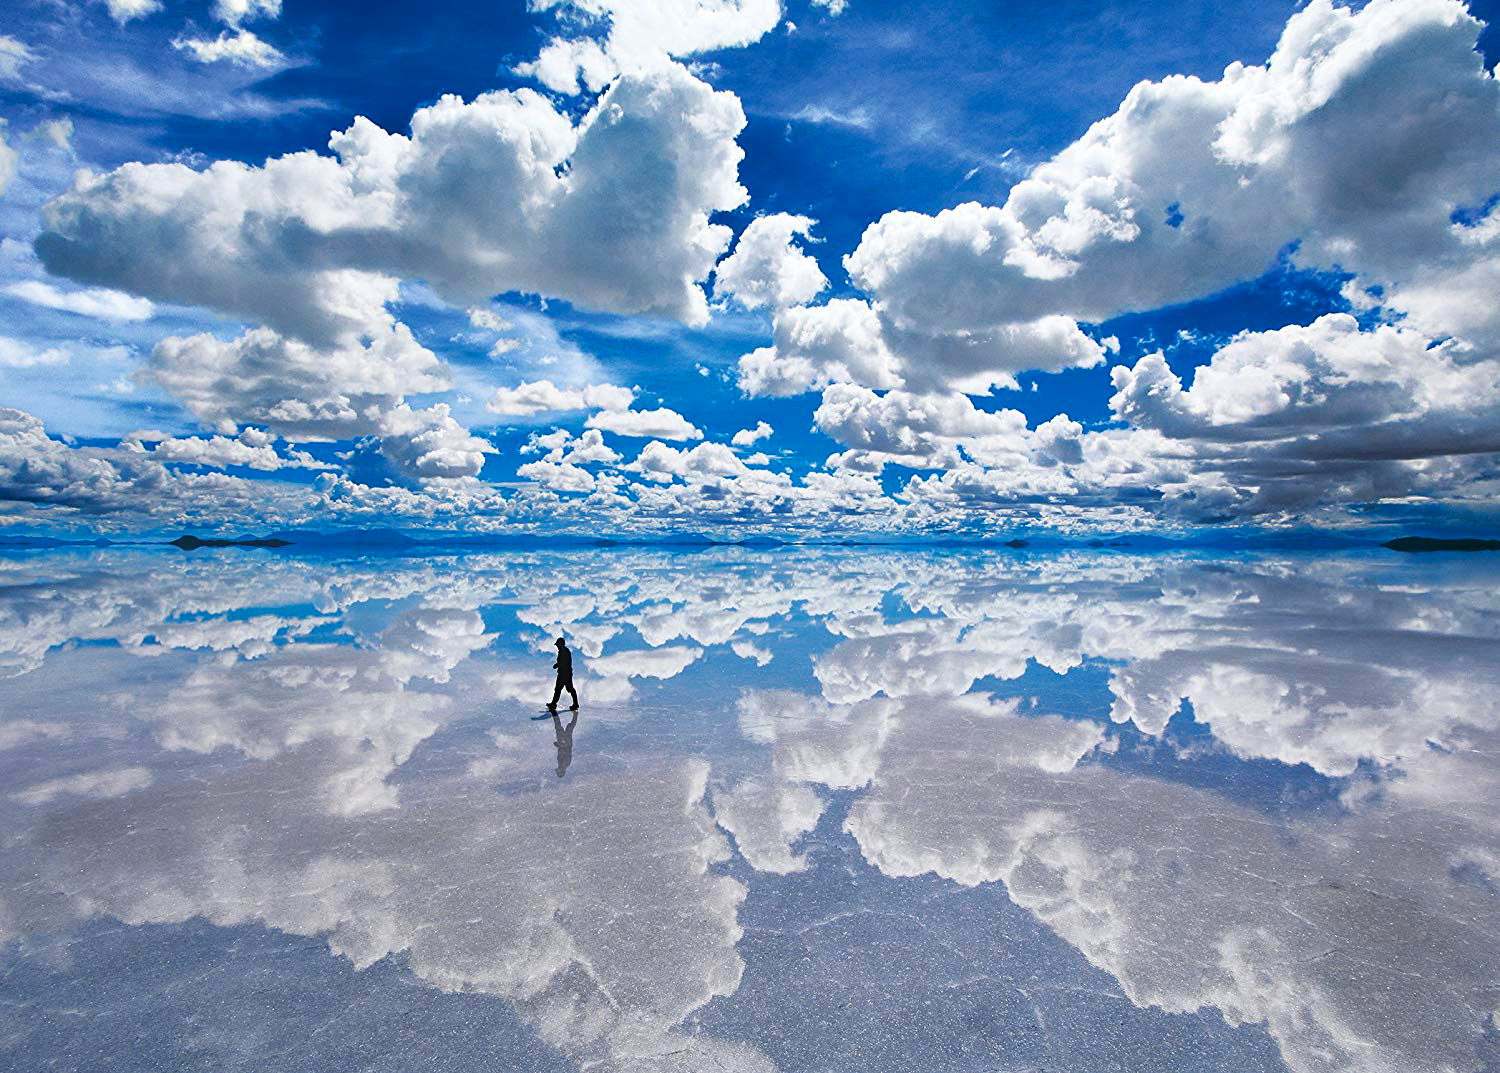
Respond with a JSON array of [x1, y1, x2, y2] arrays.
[[2, 0, 1500, 536]]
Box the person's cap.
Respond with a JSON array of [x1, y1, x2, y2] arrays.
[[555, 636, 565, 645]]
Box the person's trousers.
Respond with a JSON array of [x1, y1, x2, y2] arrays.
[[551, 676, 578, 708]]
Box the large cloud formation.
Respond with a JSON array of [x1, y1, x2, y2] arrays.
[[38, 67, 746, 338], [843, 0, 1500, 338], [734, 0, 1500, 526], [31, 63, 746, 483], [7, 0, 1500, 534], [0, 406, 328, 522]]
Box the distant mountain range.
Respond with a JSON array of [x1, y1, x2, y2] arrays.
[[2, 529, 1498, 553]]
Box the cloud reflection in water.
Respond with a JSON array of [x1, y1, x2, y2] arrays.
[[0, 547, 1496, 1072]]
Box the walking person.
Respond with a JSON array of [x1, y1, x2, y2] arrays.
[[548, 636, 579, 712]]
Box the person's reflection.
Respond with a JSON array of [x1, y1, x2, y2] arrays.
[[551, 709, 578, 778]]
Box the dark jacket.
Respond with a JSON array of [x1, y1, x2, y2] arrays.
[[553, 646, 573, 678]]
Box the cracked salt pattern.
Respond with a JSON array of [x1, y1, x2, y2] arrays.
[[0, 547, 1497, 1072]]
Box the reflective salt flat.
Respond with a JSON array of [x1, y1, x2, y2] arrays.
[[0, 547, 1497, 1073]]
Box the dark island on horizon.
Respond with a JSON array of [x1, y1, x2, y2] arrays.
[[1379, 536, 1500, 552], [169, 535, 293, 550]]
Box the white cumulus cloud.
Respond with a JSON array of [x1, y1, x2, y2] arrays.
[[173, 29, 287, 70], [517, 0, 783, 95], [487, 380, 635, 418], [587, 406, 703, 441], [715, 213, 827, 311], [37, 66, 748, 340], [731, 420, 772, 447], [5, 280, 155, 322], [101, 0, 163, 25]]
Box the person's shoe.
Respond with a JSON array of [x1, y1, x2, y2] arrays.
[[569, 704, 579, 711], [546, 703, 557, 711]]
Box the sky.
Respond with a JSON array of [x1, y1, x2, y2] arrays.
[[2, 0, 1500, 537]]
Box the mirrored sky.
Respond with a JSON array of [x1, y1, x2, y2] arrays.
[[1, 546, 1497, 1072]]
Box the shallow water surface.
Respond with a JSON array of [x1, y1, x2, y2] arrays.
[[1, 547, 1497, 1072]]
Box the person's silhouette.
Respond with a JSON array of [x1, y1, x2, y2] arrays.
[[552, 709, 577, 778], [548, 636, 579, 712]]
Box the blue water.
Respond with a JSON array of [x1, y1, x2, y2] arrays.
[[1, 547, 1496, 1072]]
